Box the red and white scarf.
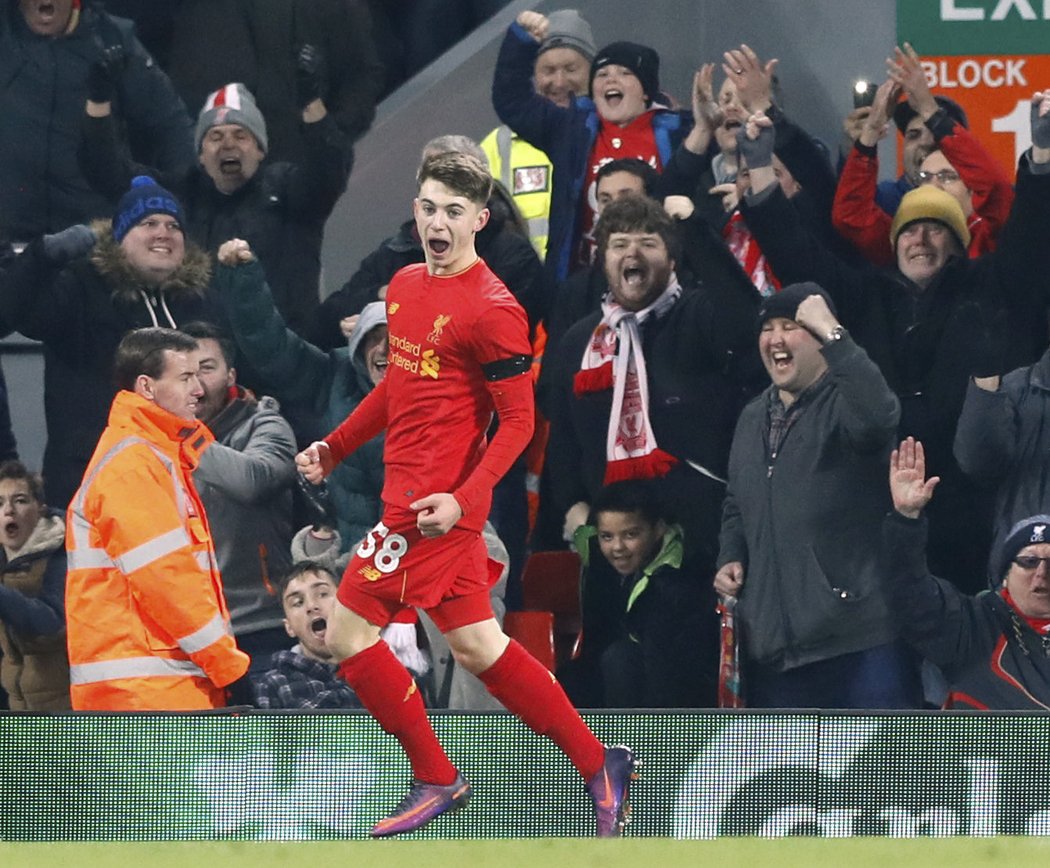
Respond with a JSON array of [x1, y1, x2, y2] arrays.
[[574, 280, 681, 483], [723, 209, 781, 298]]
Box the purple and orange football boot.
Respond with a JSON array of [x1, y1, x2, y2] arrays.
[[370, 773, 472, 837], [586, 745, 640, 837]]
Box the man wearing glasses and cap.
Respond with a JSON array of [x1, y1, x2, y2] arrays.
[[886, 437, 1050, 710]]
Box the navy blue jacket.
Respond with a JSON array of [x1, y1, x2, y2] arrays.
[[0, 1, 194, 238], [492, 22, 692, 289]]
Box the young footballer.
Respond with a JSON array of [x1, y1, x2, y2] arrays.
[[284, 151, 636, 837]]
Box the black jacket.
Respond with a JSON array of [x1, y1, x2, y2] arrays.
[[0, 225, 213, 507], [545, 273, 761, 568], [80, 111, 349, 340], [568, 522, 718, 708], [884, 510, 1050, 710], [0, 1, 195, 239], [742, 154, 1050, 592]]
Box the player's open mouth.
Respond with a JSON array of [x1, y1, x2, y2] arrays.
[[428, 239, 450, 255]]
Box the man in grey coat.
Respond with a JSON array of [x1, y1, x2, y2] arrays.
[[183, 321, 297, 672], [715, 282, 918, 708]]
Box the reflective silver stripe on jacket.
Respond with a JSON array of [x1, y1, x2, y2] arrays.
[[69, 435, 199, 571], [528, 216, 549, 238], [178, 612, 230, 655], [69, 656, 206, 685], [116, 526, 192, 575], [66, 547, 115, 570], [496, 124, 514, 190]]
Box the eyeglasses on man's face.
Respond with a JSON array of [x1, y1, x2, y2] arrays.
[[1012, 555, 1050, 571], [917, 169, 961, 185]]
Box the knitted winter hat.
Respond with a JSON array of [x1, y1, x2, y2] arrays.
[[757, 281, 837, 328], [195, 83, 268, 153], [889, 185, 971, 251], [112, 176, 186, 243], [893, 95, 969, 134], [996, 515, 1050, 584], [590, 41, 660, 104], [540, 9, 596, 62]]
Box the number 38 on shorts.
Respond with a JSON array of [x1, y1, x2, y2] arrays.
[[356, 521, 410, 574]]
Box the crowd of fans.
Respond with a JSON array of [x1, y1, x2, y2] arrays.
[[1, 0, 1049, 719]]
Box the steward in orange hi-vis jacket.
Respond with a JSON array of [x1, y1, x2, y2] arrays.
[[65, 391, 249, 710]]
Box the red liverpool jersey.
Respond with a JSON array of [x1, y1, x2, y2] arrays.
[[334, 258, 532, 531]]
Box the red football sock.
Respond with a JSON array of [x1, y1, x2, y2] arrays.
[[478, 639, 605, 780], [338, 641, 457, 785]]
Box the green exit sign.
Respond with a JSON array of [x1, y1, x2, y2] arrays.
[[899, 0, 1050, 54]]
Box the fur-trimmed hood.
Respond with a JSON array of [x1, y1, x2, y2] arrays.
[[2, 509, 65, 568], [88, 219, 212, 305]]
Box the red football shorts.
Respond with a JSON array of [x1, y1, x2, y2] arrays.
[[337, 510, 501, 631]]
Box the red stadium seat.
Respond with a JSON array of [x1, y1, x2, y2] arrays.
[[520, 551, 582, 667], [503, 610, 556, 671]]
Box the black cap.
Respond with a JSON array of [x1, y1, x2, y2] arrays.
[[757, 281, 838, 328], [995, 515, 1050, 585], [590, 41, 661, 105]]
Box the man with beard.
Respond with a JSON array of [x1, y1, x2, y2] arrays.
[[544, 194, 760, 566]]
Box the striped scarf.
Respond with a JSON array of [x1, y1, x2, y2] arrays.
[[723, 210, 781, 298], [574, 279, 681, 483]]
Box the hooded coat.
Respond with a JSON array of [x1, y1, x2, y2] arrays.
[[0, 223, 213, 507], [0, 508, 69, 710], [194, 388, 296, 637], [213, 258, 385, 550]]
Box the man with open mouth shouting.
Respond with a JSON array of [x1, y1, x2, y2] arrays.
[[253, 562, 361, 710], [288, 151, 638, 838]]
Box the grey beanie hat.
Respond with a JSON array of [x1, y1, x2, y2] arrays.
[[195, 83, 269, 153], [540, 9, 596, 61]]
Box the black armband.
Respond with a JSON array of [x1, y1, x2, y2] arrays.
[[481, 354, 532, 381]]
